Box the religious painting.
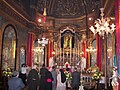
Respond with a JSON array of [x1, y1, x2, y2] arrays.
[[2, 25, 17, 70], [61, 30, 74, 49], [64, 35, 72, 49]]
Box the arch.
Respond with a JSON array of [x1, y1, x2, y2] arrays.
[[1, 24, 17, 70]]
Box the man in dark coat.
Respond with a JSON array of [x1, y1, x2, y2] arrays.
[[27, 65, 39, 90], [71, 68, 80, 90], [39, 64, 48, 90]]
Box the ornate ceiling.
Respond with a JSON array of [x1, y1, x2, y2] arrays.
[[1, 0, 115, 40], [37, 0, 101, 18]]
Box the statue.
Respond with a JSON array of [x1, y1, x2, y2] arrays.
[[49, 57, 54, 68], [81, 57, 86, 71], [109, 66, 118, 90]]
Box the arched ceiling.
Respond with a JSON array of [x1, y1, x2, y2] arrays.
[[37, 0, 101, 19]]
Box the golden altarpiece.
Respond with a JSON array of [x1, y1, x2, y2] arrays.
[[53, 27, 83, 68]]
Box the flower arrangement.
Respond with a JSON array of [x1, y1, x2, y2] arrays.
[[64, 62, 72, 80], [92, 71, 101, 80], [64, 70, 72, 80], [2, 67, 12, 77]]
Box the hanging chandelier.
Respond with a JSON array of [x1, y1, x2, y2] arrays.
[[89, 8, 115, 39], [34, 47, 44, 54], [86, 43, 96, 53]]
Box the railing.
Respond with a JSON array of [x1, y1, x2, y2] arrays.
[[82, 74, 97, 89]]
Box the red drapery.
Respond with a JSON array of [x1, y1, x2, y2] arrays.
[[48, 41, 53, 67], [96, 34, 102, 71], [82, 40, 87, 69], [26, 32, 35, 67]]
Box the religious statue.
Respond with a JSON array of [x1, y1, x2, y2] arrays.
[[81, 57, 86, 71], [49, 57, 54, 68], [109, 66, 118, 90]]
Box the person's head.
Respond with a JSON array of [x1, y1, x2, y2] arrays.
[[21, 64, 25, 67], [66, 68, 69, 71], [59, 69, 64, 73], [74, 67, 77, 71], [12, 70, 19, 77], [113, 66, 117, 71], [32, 64, 38, 70], [42, 64, 45, 67], [52, 66, 56, 70]]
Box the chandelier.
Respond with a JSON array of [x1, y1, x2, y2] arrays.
[[86, 43, 96, 53], [34, 47, 44, 54], [38, 37, 48, 47], [89, 8, 115, 39]]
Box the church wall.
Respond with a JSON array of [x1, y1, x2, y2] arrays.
[[0, 14, 29, 72]]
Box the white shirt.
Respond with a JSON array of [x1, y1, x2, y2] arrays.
[[21, 67, 27, 74]]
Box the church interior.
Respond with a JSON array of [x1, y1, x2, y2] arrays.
[[0, 0, 119, 90]]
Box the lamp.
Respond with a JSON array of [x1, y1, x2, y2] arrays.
[[89, 8, 115, 39], [38, 37, 48, 47]]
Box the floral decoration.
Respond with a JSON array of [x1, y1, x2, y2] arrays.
[[2, 67, 12, 77], [64, 69, 72, 80], [92, 71, 101, 80]]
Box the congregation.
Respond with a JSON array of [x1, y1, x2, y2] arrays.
[[8, 64, 80, 90]]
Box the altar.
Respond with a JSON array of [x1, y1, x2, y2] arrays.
[[53, 27, 84, 68]]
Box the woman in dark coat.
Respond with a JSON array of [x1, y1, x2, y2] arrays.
[[27, 65, 39, 90], [39, 64, 48, 90], [45, 70, 54, 90]]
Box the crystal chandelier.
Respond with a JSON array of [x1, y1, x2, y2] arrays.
[[89, 8, 115, 39], [34, 47, 44, 54], [38, 37, 48, 47], [86, 43, 96, 53]]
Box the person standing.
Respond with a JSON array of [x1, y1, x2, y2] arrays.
[[39, 64, 48, 90], [46, 70, 54, 90], [71, 68, 80, 90], [51, 66, 57, 90], [56, 69, 66, 90], [19, 64, 28, 85], [8, 70, 25, 90], [27, 64, 39, 90]]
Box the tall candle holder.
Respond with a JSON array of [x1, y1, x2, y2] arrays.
[[79, 58, 84, 90]]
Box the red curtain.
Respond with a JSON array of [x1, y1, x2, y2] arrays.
[[82, 40, 87, 69], [26, 32, 35, 67], [48, 41, 53, 67], [96, 34, 102, 71]]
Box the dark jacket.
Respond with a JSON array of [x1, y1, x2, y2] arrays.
[[27, 69, 39, 90], [71, 71, 80, 87]]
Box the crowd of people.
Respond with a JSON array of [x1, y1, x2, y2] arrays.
[[7, 63, 81, 90]]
